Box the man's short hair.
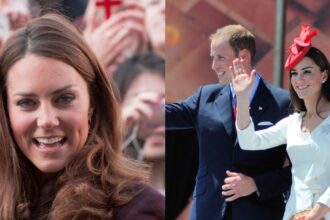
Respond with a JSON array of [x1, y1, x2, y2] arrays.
[[209, 24, 256, 60]]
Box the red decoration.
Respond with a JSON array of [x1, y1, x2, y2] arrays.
[[285, 25, 318, 71], [96, 0, 122, 19]]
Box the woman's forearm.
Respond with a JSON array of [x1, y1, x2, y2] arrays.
[[236, 95, 251, 130]]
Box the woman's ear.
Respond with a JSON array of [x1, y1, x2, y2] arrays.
[[322, 70, 328, 83]]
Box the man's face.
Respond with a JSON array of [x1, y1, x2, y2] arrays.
[[210, 38, 236, 84]]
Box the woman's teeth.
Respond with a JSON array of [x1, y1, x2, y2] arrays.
[[34, 137, 66, 147]]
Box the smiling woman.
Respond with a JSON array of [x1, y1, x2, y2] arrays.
[[0, 14, 164, 220], [7, 55, 91, 174], [233, 25, 330, 220]]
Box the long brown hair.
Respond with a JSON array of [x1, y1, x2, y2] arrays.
[[0, 14, 148, 220]]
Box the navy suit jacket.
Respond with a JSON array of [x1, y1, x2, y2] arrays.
[[166, 79, 292, 220]]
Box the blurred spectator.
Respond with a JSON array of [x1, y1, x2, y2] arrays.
[[83, 0, 148, 77], [29, 0, 88, 25], [0, 0, 31, 47], [59, 0, 88, 21], [0, 0, 88, 47], [112, 53, 165, 194], [140, 0, 164, 57]]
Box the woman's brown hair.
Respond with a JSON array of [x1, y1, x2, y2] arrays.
[[0, 14, 148, 220]]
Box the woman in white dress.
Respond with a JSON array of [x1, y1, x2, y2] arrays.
[[231, 25, 330, 220]]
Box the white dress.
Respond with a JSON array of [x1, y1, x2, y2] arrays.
[[237, 112, 330, 220]]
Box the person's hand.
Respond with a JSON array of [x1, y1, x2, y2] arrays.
[[221, 170, 257, 202], [5, 8, 30, 31], [121, 92, 163, 137], [304, 203, 329, 220], [1, 1, 31, 31], [0, 0, 31, 46], [83, 2, 148, 76], [230, 58, 256, 99], [143, 0, 165, 57]]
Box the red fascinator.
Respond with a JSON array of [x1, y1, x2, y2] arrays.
[[285, 25, 318, 71]]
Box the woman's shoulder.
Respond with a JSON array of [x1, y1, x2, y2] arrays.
[[114, 183, 165, 220], [275, 112, 301, 127], [288, 112, 301, 117], [285, 112, 302, 121]]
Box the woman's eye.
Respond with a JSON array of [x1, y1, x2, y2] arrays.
[[303, 70, 311, 74], [16, 99, 37, 108], [56, 94, 75, 104], [290, 71, 298, 76]]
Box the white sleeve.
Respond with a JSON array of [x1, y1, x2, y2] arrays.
[[236, 116, 289, 150], [318, 186, 330, 208]]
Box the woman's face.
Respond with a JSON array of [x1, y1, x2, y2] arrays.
[[290, 56, 328, 100], [7, 54, 91, 173]]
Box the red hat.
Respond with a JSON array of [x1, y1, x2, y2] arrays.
[[285, 25, 318, 71]]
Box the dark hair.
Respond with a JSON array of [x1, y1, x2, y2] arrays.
[[289, 47, 330, 113], [0, 14, 147, 220], [112, 53, 165, 100]]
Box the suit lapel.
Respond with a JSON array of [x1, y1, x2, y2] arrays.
[[250, 78, 272, 120], [213, 80, 272, 139], [215, 85, 235, 137]]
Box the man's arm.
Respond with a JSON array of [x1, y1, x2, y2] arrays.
[[166, 87, 202, 130], [222, 160, 292, 201], [252, 163, 292, 200]]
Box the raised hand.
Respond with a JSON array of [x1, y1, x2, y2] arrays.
[[83, 2, 148, 76], [229, 58, 256, 98], [230, 58, 255, 129], [121, 92, 163, 137]]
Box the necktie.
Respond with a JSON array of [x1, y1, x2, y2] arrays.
[[233, 96, 237, 119]]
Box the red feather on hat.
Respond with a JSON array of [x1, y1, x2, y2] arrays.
[[285, 25, 318, 71]]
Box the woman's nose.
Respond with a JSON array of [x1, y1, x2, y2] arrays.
[[36, 104, 59, 129], [293, 73, 304, 81]]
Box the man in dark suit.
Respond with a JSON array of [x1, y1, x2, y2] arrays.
[[166, 24, 292, 220]]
